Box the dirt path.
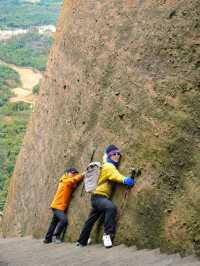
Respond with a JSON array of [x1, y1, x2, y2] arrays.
[[9, 64, 42, 90], [0, 237, 199, 266], [0, 61, 42, 104]]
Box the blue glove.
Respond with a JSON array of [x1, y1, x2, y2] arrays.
[[123, 177, 135, 187]]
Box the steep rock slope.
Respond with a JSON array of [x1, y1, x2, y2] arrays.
[[2, 0, 200, 257]]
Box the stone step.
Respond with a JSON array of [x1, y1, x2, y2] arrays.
[[0, 237, 199, 266]]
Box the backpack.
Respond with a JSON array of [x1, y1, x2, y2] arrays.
[[84, 161, 101, 192]]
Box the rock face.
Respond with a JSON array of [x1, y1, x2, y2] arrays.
[[2, 0, 200, 257]]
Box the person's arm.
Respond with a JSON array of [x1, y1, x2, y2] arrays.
[[66, 173, 84, 188], [105, 164, 125, 183], [73, 173, 84, 183], [106, 164, 135, 187]]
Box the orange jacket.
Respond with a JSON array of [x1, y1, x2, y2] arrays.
[[51, 173, 83, 211]]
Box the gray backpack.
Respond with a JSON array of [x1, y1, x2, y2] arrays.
[[84, 162, 101, 192]]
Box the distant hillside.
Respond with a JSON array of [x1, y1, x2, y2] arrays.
[[0, 0, 62, 211], [0, 32, 53, 71], [0, 64, 31, 210], [0, 0, 62, 30]]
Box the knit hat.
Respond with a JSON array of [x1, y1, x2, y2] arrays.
[[105, 144, 121, 158], [65, 167, 79, 174]]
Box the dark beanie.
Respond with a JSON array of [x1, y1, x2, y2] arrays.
[[106, 145, 119, 154], [65, 167, 79, 174], [105, 145, 121, 158]]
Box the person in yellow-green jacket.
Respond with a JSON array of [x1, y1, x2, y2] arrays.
[[43, 167, 84, 244], [76, 145, 135, 248]]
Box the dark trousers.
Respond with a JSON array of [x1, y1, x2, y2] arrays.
[[45, 208, 68, 241], [77, 195, 117, 246]]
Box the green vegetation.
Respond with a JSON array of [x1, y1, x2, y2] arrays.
[[0, 65, 21, 106], [32, 83, 40, 95], [0, 32, 53, 71], [0, 65, 20, 84], [0, 65, 31, 210], [0, 0, 62, 211], [0, 102, 31, 210], [0, 0, 62, 30]]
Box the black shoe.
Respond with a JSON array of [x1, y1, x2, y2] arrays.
[[76, 241, 85, 247], [43, 239, 52, 244]]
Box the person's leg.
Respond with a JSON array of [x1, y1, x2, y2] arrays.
[[77, 198, 101, 246], [91, 196, 117, 237], [103, 200, 117, 237], [44, 211, 59, 242], [93, 196, 117, 247], [53, 209, 68, 239], [60, 222, 67, 242]]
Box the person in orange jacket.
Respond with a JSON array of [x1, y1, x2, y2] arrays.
[[43, 167, 84, 244]]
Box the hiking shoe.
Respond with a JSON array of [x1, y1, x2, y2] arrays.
[[87, 238, 92, 245], [76, 242, 85, 247], [102, 234, 112, 248], [43, 239, 52, 244], [54, 237, 63, 244]]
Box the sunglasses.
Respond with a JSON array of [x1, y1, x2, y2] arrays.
[[112, 152, 121, 156]]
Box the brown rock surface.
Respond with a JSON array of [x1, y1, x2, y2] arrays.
[[2, 0, 200, 257]]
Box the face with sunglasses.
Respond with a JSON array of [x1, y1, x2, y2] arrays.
[[108, 150, 121, 162]]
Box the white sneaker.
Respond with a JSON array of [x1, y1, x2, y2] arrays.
[[87, 238, 92, 245], [54, 237, 62, 244], [102, 234, 112, 248]]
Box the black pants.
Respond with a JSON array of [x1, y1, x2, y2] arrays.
[[44, 208, 68, 241], [77, 195, 117, 246]]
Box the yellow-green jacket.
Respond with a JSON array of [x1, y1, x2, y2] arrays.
[[94, 162, 125, 198]]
